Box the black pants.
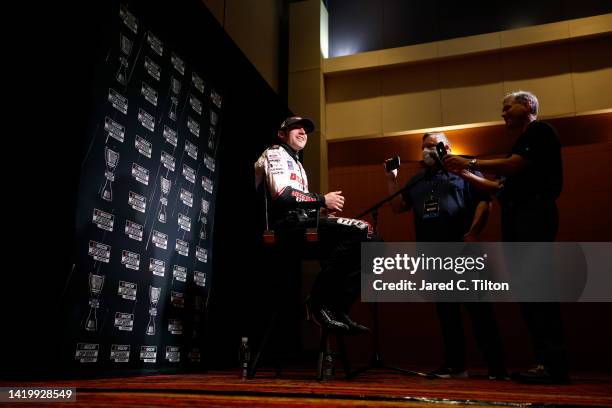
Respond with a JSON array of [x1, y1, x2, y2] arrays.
[[311, 217, 373, 312], [501, 198, 568, 374], [436, 302, 505, 372]]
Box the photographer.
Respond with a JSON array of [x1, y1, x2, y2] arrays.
[[385, 132, 506, 379], [443, 91, 569, 384]]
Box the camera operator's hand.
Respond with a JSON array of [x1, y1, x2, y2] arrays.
[[443, 155, 469, 172], [324, 191, 344, 212]]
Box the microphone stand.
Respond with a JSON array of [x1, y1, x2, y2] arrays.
[[349, 181, 433, 379]]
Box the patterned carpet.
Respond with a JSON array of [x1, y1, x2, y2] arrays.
[[2, 369, 611, 407]]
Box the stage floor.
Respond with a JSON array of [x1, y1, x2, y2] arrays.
[[2, 368, 611, 407]]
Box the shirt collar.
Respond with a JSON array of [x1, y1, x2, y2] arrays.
[[280, 143, 300, 162]]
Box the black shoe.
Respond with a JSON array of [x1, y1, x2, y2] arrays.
[[306, 300, 349, 332], [512, 364, 570, 384], [428, 366, 468, 379], [336, 312, 370, 335]]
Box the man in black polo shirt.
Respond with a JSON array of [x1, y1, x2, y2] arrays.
[[443, 91, 568, 384], [385, 132, 507, 380]]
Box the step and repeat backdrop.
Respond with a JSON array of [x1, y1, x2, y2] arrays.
[[61, 3, 221, 371]]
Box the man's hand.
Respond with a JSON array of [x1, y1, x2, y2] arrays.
[[452, 169, 472, 178], [324, 191, 345, 212], [443, 155, 469, 172], [384, 163, 398, 181]]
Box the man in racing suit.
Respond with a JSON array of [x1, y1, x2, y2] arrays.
[[254, 116, 372, 334]]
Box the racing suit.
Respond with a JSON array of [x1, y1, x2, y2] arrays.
[[254, 143, 373, 311]]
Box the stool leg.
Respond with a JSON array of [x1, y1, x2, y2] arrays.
[[317, 329, 329, 381], [248, 310, 278, 379], [336, 334, 351, 379]]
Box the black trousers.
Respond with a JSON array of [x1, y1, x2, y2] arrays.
[[274, 215, 372, 312], [311, 217, 372, 312], [501, 198, 568, 374], [436, 302, 505, 372]]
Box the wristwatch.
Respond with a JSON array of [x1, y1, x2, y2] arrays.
[[468, 158, 477, 170]]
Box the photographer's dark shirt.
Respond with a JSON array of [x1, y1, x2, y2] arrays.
[[501, 120, 563, 204]]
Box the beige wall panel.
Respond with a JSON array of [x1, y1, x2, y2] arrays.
[[320, 70, 328, 192], [570, 36, 612, 113], [201, 0, 224, 25], [501, 21, 569, 49], [569, 13, 612, 38], [319, 70, 326, 132], [379, 43, 438, 66], [502, 44, 575, 117], [326, 71, 382, 139], [324, 52, 380, 74], [224, 0, 280, 91], [437, 32, 500, 58], [289, 0, 321, 72], [288, 69, 322, 126], [440, 54, 505, 125], [320, 137, 329, 193], [303, 130, 322, 193], [289, 68, 322, 192], [381, 65, 442, 133]]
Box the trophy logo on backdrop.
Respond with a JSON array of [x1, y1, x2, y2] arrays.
[[116, 33, 132, 85], [158, 176, 171, 223], [85, 273, 105, 332], [168, 76, 181, 121], [101, 147, 119, 201], [146, 286, 161, 335], [199, 198, 210, 240]]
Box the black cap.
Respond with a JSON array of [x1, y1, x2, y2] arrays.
[[279, 116, 315, 133]]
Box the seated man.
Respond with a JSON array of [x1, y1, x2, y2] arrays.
[[254, 116, 373, 334]]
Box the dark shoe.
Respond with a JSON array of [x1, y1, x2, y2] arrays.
[[428, 366, 468, 379], [337, 312, 370, 334], [512, 364, 570, 384], [306, 300, 349, 332]]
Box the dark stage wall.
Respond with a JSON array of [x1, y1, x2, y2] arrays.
[[328, 113, 612, 370], [5, 0, 292, 378]]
